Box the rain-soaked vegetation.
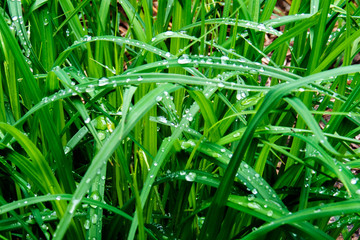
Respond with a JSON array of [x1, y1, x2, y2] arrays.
[[1, 0, 360, 239]]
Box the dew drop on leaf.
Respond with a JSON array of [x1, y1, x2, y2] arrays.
[[351, 178, 358, 184], [164, 31, 174, 36], [185, 172, 196, 181], [91, 214, 98, 224], [84, 219, 90, 229], [233, 132, 240, 138], [178, 54, 191, 64], [98, 77, 109, 86]]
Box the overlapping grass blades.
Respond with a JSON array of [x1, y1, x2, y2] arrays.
[[0, 0, 360, 239]]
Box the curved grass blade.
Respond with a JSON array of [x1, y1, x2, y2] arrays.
[[227, 195, 334, 240], [0, 13, 75, 194], [199, 65, 360, 239], [52, 84, 181, 239], [241, 199, 360, 240]]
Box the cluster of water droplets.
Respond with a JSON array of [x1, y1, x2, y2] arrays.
[[180, 140, 196, 150]]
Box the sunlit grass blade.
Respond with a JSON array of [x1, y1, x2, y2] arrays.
[[242, 199, 360, 239], [52, 84, 181, 239], [2, 1, 360, 239], [199, 65, 360, 238]]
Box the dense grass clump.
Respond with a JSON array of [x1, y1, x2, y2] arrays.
[[1, 0, 360, 239]]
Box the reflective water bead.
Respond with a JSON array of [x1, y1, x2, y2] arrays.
[[158, 116, 167, 123], [178, 54, 191, 64], [185, 172, 196, 181], [84, 219, 90, 229], [98, 77, 109, 86], [164, 31, 174, 36], [91, 214, 98, 224], [64, 146, 71, 155], [248, 202, 261, 210], [217, 82, 225, 88], [233, 132, 240, 137], [351, 178, 358, 184], [69, 199, 80, 214]]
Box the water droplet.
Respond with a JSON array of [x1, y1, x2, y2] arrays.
[[25, 48, 31, 58], [221, 56, 229, 64], [85, 86, 95, 92], [56, 196, 61, 201], [248, 202, 261, 210], [64, 146, 71, 155], [84, 118, 91, 124], [258, 23, 266, 31], [69, 199, 80, 214], [98, 77, 109, 86], [178, 54, 191, 64], [156, 96, 163, 102], [97, 131, 106, 141], [83, 35, 92, 41], [351, 178, 358, 184], [164, 31, 174, 36], [267, 210, 273, 216], [91, 214, 98, 224], [84, 219, 90, 229], [185, 172, 196, 181], [233, 132, 240, 138], [158, 116, 167, 123], [90, 191, 101, 208]]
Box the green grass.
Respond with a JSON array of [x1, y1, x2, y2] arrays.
[[1, 0, 360, 239]]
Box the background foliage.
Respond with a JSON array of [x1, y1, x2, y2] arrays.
[[1, 0, 360, 239]]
